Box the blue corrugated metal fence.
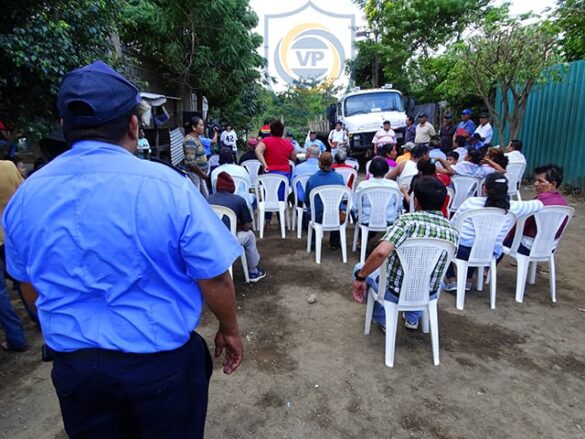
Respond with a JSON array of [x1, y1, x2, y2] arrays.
[[493, 60, 585, 189]]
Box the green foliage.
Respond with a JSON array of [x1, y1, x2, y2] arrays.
[[121, 0, 265, 112], [252, 82, 340, 139], [556, 0, 585, 61], [440, 19, 563, 142], [0, 0, 122, 139]]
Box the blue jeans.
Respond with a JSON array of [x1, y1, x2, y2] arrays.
[[0, 259, 27, 349], [354, 263, 433, 326]]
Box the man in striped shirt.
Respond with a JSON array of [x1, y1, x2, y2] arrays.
[[353, 177, 458, 330]]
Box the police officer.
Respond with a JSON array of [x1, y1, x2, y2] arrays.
[[2, 61, 244, 438]]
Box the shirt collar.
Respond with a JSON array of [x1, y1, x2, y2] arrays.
[[72, 140, 133, 155]]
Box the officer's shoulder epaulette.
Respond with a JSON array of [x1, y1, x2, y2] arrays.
[[149, 158, 188, 176]]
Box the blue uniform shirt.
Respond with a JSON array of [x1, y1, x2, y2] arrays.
[[2, 140, 242, 353]]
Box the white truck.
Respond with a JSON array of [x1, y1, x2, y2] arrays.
[[333, 85, 408, 157]]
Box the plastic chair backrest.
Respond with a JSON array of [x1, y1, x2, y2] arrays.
[[334, 167, 358, 190], [345, 158, 360, 171], [241, 160, 262, 186], [231, 174, 251, 198], [292, 174, 311, 205], [256, 174, 289, 209], [528, 206, 574, 258], [450, 176, 481, 211], [377, 238, 456, 308], [289, 160, 296, 175], [210, 204, 237, 235], [365, 160, 372, 176], [309, 185, 352, 227], [445, 186, 455, 213], [505, 162, 526, 196], [357, 186, 401, 228], [455, 208, 516, 264]]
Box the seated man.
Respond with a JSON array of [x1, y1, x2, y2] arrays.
[[505, 139, 526, 166], [304, 130, 326, 153], [208, 172, 266, 282], [291, 145, 320, 203], [352, 177, 458, 330], [211, 148, 255, 211], [304, 152, 345, 249], [352, 158, 401, 225]]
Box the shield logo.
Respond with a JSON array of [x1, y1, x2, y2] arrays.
[[264, 1, 355, 88]]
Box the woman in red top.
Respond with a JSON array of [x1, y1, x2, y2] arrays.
[[255, 120, 296, 175], [255, 120, 296, 225]]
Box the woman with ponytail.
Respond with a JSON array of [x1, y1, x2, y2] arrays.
[[444, 173, 543, 292]]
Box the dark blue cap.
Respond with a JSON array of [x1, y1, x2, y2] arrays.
[[58, 60, 141, 127], [461, 109, 472, 116]]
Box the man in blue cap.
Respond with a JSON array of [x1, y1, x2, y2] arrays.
[[2, 60, 244, 438], [454, 108, 476, 143]]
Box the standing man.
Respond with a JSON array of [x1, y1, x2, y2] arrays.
[[3, 61, 243, 438], [328, 121, 348, 153], [304, 130, 326, 153], [0, 160, 27, 352], [414, 113, 436, 146], [474, 112, 493, 144], [454, 109, 476, 143], [372, 120, 396, 156], [220, 123, 238, 161], [405, 116, 416, 143], [439, 114, 456, 152]]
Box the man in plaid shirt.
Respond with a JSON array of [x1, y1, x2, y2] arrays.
[[352, 177, 458, 330]]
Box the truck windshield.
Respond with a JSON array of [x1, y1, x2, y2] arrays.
[[344, 92, 404, 117]]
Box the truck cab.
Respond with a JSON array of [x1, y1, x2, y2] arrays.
[[336, 86, 407, 157]]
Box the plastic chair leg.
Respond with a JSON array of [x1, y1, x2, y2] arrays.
[[340, 227, 347, 263], [421, 309, 430, 334], [477, 267, 484, 292], [528, 261, 537, 284], [515, 255, 530, 303], [364, 290, 374, 335], [291, 206, 296, 231], [315, 227, 323, 264], [489, 259, 497, 309], [549, 255, 557, 303], [307, 223, 313, 252], [296, 208, 303, 239], [279, 207, 286, 239], [360, 226, 369, 264], [241, 252, 250, 283], [384, 302, 399, 368], [429, 300, 440, 366], [258, 206, 265, 239], [455, 260, 468, 310], [352, 224, 359, 253]]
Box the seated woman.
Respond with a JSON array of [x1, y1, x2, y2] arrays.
[[481, 147, 508, 175], [401, 160, 450, 217], [444, 173, 543, 292], [503, 164, 568, 256]]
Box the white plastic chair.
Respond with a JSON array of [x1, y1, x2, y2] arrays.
[[334, 167, 358, 192], [397, 173, 414, 190], [288, 159, 296, 175], [364, 238, 456, 367], [210, 205, 249, 283], [453, 208, 516, 310], [256, 174, 289, 239], [306, 185, 352, 263], [241, 159, 262, 188], [352, 186, 402, 263], [345, 158, 360, 171], [503, 206, 574, 303], [505, 162, 526, 200], [291, 174, 311, 239], [449, 176, 482, 216], [211, 172, 256, 231]]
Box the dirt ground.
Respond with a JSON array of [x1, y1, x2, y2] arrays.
[[1, 186, 584, 439]]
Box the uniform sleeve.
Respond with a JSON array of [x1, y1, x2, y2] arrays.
[[177, 181, 242, 279], [2, 194, 30, 282]]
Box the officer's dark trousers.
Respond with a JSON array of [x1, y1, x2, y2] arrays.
[[51, 332, 212, 439]]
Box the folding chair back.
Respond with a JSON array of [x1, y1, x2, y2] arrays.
[[256, 174, 289, 211], [241, 159, 262, 188], [450, 176, 482, 213], [309, 185, 351, 229]]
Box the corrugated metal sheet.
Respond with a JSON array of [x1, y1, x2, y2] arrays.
[[492, 60, 585, 188]]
